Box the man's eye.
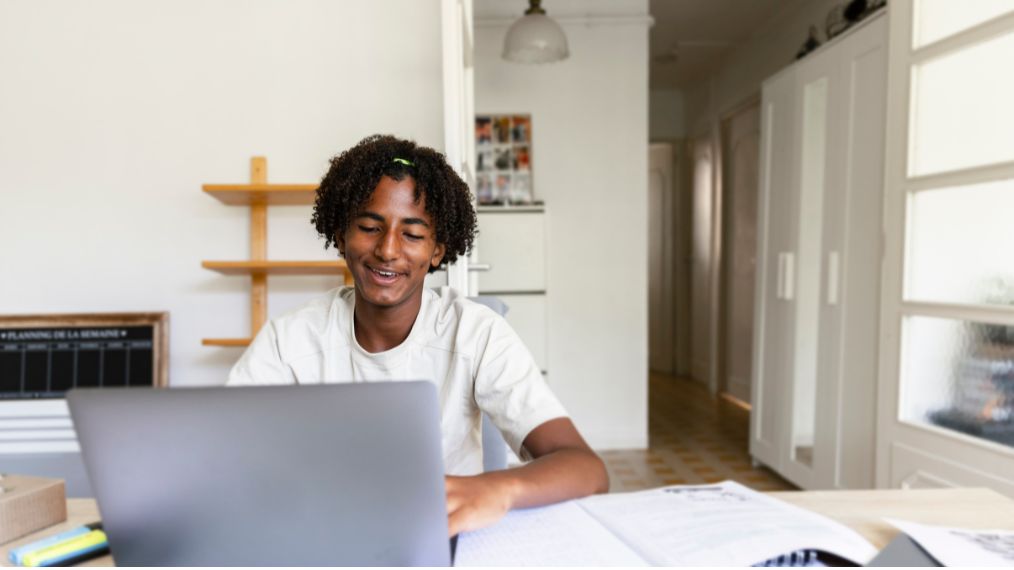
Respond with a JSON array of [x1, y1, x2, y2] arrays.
[[358, 225, 379, 233], [404, 233, 423, 241]]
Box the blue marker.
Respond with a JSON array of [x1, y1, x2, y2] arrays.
[[8, 523, 101, 566]]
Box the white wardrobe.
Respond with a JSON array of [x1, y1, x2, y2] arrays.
[[750, 14, 887, 490]]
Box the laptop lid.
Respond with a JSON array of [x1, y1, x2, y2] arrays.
[[68, 382, 451, 566], [866, 534, 941, 567]]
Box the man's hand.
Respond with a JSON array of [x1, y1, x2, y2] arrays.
[[445, 472, 519, 537], [444, 418, 609, 537]]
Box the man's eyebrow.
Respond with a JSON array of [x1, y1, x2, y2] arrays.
[[356, 211, 430, 228], [402, 217, 430, 228], [356, 211, 385, 222]]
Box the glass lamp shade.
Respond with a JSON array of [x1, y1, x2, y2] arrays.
[[502, 13, 569, 63]]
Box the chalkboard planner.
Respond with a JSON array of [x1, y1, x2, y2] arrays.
[[0, 313, 168, 399]]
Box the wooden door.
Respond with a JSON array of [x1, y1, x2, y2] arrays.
[[720, 103, 760, 404]]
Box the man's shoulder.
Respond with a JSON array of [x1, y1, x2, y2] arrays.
[[423, 287, 516, 354], [270, 287, 351, 342], [427, 287, 503, 328]]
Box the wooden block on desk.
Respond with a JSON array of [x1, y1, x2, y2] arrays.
[[0, 475, 67, 545]]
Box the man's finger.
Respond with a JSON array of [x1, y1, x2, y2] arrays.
[[447, 508, 462, 537], [446, 493, 461, 512]]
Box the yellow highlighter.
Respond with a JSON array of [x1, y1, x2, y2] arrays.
[[21, 530, 109, 567]]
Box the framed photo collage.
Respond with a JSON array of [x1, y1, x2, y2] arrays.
[[475, 114, 535, 205]]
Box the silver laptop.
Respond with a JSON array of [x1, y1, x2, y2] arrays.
[[68, 382, 451, 566]]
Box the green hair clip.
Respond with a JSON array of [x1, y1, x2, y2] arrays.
[[392, 157, 415, 167]]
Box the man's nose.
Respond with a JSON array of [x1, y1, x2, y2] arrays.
[[374, 229, 399, 261]]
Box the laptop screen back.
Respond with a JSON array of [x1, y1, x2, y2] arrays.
[[68, 382, 450, 566]]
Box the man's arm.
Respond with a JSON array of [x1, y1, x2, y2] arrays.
[[444, 417, 609, 536]]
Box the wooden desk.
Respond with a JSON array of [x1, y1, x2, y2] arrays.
[[771, 488, 1014, 549], [3, 488, 1013, 566]]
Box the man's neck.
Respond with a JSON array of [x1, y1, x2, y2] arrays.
[[352, 290, 424, 353]]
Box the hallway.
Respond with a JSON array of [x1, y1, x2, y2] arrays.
[[601, 373, 795, 492]]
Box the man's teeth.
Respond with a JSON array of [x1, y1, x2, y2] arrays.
[[374, 268, 396, 277]]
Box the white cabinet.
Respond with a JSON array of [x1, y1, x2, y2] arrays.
[[476, 207, 548, 373], [750, 14, 887, 490], [476, 209, 546, 293]]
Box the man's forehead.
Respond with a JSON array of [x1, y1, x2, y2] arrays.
[[356, 209, 432, 227]]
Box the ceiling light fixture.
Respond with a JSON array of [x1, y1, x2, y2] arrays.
[[502, 0, 570, 64]]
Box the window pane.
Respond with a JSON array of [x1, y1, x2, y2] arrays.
[[907, 179, 1014, 305], [914, 0, 1014, 48], [901, 315, 1014, 451], [909, 30, 1014, 176]]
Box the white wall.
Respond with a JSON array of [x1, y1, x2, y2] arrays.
[[684, 0, 839, 134], [474, 0, 651, 449], [0, 0, 444, 387]]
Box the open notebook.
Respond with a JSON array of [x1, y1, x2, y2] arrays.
[[455, 481, 878, 566]]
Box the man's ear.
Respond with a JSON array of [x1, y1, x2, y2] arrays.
[[430, 243, 446, 269], [336, 232, 346, 258]]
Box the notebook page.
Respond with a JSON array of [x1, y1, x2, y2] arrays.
[[578, 481, 878, 566], [454, 500, 649, 566]]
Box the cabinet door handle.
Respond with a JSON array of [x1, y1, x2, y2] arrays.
[[826, 251, 840, 305], [468, 263, 492, 272], [776, 253, 786, 300]]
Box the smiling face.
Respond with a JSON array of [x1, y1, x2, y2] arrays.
[[337, 175, 446, 311]]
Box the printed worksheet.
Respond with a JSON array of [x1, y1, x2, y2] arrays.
[[454, 481, 878, 566], [579, 482, 877, 566], [887, 518, 1014, 567]]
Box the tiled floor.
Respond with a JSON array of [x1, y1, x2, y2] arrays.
[[601, 372, 796, 493]]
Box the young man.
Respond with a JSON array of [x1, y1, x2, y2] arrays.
[[228, 134, 608, 535]]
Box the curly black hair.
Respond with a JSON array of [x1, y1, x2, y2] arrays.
[[312, 134, 477, 272]]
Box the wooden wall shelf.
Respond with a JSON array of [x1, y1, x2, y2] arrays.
[[202, 260, 349, 276], [201, 157, 352, 347], [202, 184, 318, 205], [202, 337, 252, 347]]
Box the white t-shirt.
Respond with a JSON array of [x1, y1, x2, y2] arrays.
[[227, 286, 567, 475]]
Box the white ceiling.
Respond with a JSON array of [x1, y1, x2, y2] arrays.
[[650, 0, 800, 90]]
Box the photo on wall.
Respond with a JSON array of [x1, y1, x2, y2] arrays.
[[476, 173, 493, 204], [477, 148, 494, 173], [475, 113, 536, 205], [475, 117, 492, 145]]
